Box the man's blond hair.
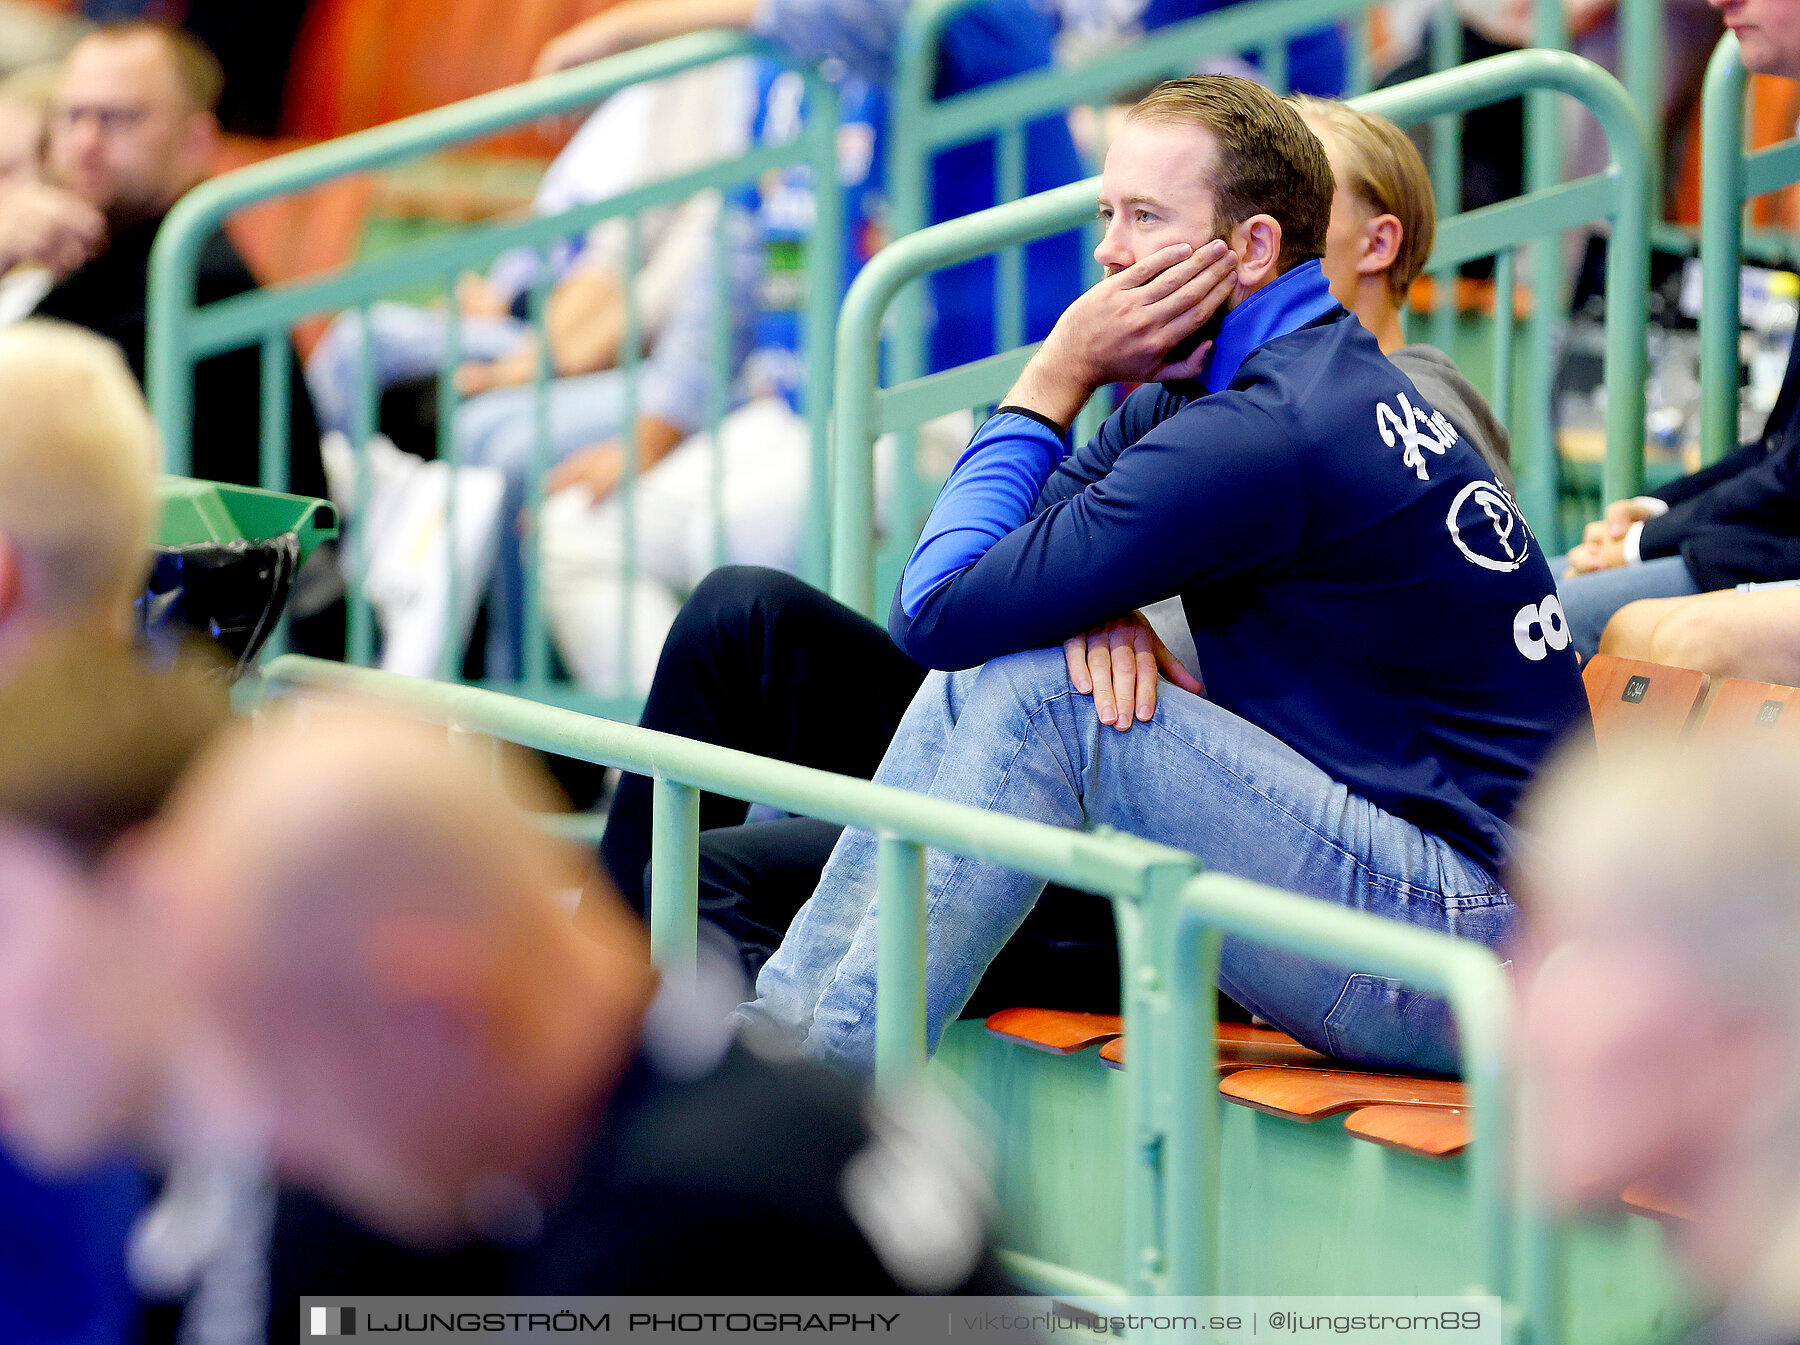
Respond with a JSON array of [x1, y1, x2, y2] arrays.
[[0, 321, 158, 624], [1291, 97, 1436, 303]]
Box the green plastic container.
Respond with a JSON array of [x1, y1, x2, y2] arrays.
[[155, 476, 338, 563]]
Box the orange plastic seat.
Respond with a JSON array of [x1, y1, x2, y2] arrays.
[[983, 1008, 1121, 1054], [1581, 654, 1709, 759], [1341, 1104, 1470, 1158], [1218, 1066, 1465, 1121], [1096, 1023, 1332, 1073], [1693, 677, 1800, 741]]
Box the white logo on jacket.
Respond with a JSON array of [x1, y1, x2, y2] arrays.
[[1513, 594, 1570, 661], [1376, 392, 1459, 480], [1447, 479, 1532, 572]]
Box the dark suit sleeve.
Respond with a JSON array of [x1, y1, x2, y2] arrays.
[[1652, 440, 1768, 508], [1639, 437, 1800, 587]]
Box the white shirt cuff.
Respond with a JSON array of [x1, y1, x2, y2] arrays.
[[1620, 498, 1670, 564]]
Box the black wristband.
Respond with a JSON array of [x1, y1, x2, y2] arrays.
[[992, 404, 1069, 440]]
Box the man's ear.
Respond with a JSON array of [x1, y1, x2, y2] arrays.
[[1357, 212, 1404, 278], [1232, 214, 1284, 288]]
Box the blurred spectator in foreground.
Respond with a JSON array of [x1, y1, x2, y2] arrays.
[[0, 318, 188, 1345], [0, 320, 157, 667], [0, 641, 229, 1345], [0, 20, 322, 499], [1516, 739, 1800, 1344], [145, 705, 1003, 1298]]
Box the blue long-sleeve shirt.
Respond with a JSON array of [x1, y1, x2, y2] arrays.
[[891, 261, 1590, 872]]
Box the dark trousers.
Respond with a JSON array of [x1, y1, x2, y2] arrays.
[[599, 566, 1122, 1016]]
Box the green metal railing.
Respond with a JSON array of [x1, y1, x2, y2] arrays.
[[256, 652, 1516, 1312], [832, 51, 1651, 614], [1699, 34, 1800, 464], [147, 33, 841, 703]]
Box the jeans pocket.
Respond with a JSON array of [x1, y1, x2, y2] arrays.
[[1321, 973, 1459, 1074]]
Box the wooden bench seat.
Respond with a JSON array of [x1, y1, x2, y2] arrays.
[[1693, 677, 1800, 740], [1581, 654, 1709, 759], [1096, 1023, 1332, 1073], [1218, 1066, 1465, 1120], [983, 1008, 1122, 1054], [1341, 1104, 1471, 1157]]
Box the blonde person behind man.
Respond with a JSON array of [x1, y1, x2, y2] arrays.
[[0, 319, 157, 670], [1292, 95, 1513, 491]]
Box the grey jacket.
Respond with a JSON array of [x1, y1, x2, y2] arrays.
[[1390, 343, 1514, 494]]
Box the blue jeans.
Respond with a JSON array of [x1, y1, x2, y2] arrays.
[[306, 302, 529, 439], [451, 371, 632, 679], [1555, 554, 1703, 659], [743, 648, 1513, 1076]]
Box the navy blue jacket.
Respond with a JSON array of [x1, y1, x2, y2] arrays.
[[1639, 332, 1800, 587], [891, 264, 1590, 873]]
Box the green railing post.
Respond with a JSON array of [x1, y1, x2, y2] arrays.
[[1619, 0, 1665, 218], [1165, 873, 1517, 1308], [1427, 0, 1463, 358], [801, 76, 843, 589], [874, 834, 929, 1089], [1134, 858, 1216, 1298], [649, 777, 700, 977], [1700, 37, 1750, 465], [1520, 1, 1570, 541]]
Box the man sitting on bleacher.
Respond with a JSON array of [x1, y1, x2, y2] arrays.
[[740, 76, 1590, 1077]]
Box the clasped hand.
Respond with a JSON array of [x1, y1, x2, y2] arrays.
[[1562, 497, 1659, 576], [1063, 613, 1205, 731]]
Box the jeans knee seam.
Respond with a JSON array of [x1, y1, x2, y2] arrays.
[[1121, 708, 1374, 877]]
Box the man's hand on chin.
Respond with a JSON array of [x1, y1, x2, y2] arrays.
[[1004, 239, 1238, 430]]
